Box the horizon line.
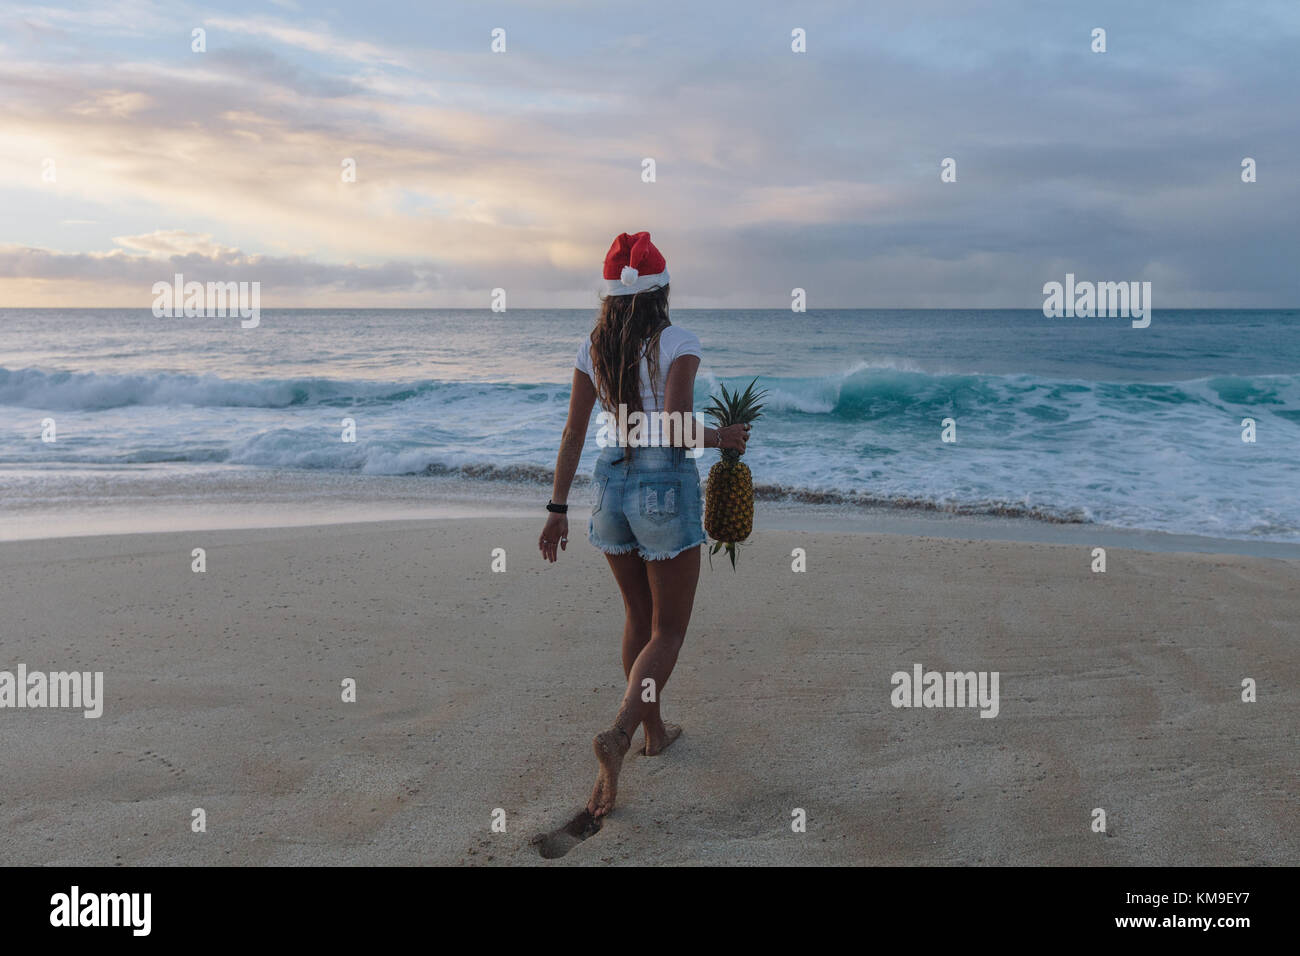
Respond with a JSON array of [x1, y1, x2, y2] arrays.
[[1, 305, 1296, 312]]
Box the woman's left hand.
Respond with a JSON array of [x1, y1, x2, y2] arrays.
[[539, 513, 569, 563]]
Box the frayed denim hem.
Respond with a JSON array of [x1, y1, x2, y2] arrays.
[[637, 536, 707, 562], [588, 537, 640, 556]]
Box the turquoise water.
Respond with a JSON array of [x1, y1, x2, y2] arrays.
[[1, 308, 1297, 541]]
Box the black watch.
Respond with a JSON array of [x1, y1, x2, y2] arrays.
[[546, 501, 568, 514]]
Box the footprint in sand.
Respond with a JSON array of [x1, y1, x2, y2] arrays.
[[531, 809, 602, 860]]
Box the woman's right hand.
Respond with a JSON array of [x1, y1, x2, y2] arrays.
[[715, 423, 750, 455], [538, 512, 569, 563]]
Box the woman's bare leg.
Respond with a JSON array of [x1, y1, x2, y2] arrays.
[[603, 551, 677, 746], [588, 545, 699, 817], [603, 552, 654, 707]]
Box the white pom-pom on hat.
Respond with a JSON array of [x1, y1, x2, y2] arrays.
[[601, 232, 668, 295]]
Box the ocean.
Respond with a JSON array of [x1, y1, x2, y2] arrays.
[[2, 308, 1297, 543]]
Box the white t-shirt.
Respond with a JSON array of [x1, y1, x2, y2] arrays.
[[575, 325, 702, 414]]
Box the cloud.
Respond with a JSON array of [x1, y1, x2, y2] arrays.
[[0, 236, 441, 295], [202, 16, 406, 67], [68, 89, 152, 117], [0, 0, 1296, 306], [112, 231, 239, 258]]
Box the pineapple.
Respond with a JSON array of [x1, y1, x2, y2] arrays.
[[703, 378, 767, 569]]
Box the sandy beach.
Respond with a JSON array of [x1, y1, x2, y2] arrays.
[[0, 516, 1295, 866]]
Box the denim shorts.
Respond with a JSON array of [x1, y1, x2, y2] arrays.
[[588, 444, 706, 561]]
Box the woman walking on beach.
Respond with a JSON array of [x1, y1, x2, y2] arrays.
[[539, 232, 750, 818]]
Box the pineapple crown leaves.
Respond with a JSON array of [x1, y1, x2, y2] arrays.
[[705, 378, 767, 462], [704, 377, 767, 428]]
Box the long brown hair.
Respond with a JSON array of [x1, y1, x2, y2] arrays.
[[587, 284, 671, 417]]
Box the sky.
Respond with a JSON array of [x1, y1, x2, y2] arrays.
[[0, 0, 1297, 308]]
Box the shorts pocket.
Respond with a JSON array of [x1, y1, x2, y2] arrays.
[[590, 475, 607, 515], [638, 478, 681, 524]]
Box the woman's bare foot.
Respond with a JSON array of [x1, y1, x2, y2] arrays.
[[587, 727, 631, 818], [643, 720, 682, 756]]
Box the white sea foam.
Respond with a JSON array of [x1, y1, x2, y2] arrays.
[[3, 305, 1298, 542]]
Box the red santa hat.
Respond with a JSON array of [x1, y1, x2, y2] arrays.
[[602, 231, 669, 296]]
